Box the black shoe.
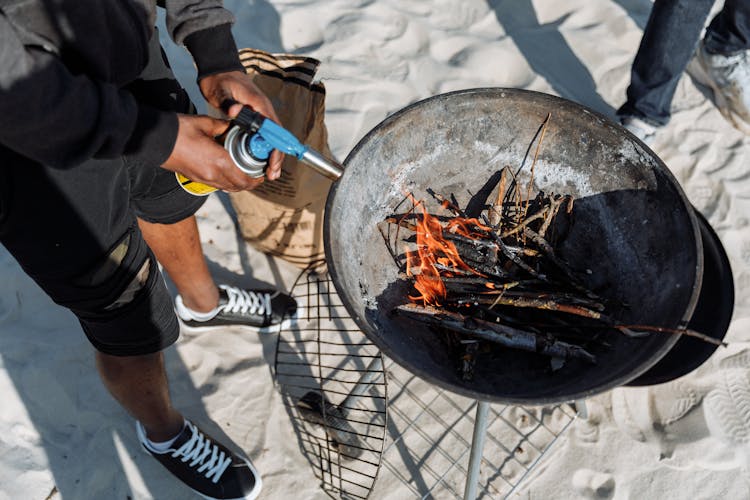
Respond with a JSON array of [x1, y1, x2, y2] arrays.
[[137, 420, 262, 500], [176, 284, 298, 331]]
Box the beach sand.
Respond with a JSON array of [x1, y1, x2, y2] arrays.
[[1, 0, 749, 498]]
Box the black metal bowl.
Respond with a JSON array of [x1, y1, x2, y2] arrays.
[[626, 208, 734, 386], [325, 88, 704, 404]]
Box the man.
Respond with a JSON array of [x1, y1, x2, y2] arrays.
[[617, 0, 750, 145], [0, 1, 297, 498]]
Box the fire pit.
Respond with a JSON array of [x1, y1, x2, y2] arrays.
[[325, 88, 707, 404]]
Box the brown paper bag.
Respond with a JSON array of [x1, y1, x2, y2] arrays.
[[229, 49, 336, 268]]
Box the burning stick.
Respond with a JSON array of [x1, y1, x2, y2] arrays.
[[481, 218, 548, 280], [499, 210, 548, 239], [539, 194, 568, 238], [394, 304, 597, 363], [471, 289, 605, 310], [427, 188, 466, 217], [386, 217, 499, 254], [525, 114, 551, 214], [378, 222, 403, 270], [458, 295, 604, 321], [398, 274, 519, 291], [488, 167, 509, 227], [616, 325, 727, 347]]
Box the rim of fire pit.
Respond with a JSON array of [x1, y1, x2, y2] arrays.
[[325, 88, 703, 404]]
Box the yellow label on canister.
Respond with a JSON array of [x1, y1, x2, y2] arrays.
[[175, 172, 218, 196]]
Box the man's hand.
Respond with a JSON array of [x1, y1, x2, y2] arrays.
[[161, 114, 265, 192], [199, 71, 283, 181]]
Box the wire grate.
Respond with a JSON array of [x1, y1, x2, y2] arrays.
[[275, 265, 577, 499], [377, 363, 576, 499], [275, 263, 388, 499]]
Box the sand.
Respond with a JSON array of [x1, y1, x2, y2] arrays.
[[1, 0, 749, 498]]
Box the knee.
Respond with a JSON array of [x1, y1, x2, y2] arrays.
[[67, 232, 155, 314]]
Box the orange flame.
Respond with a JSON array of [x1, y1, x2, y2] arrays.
[[446, 217, 491, 238], [404, 204, 483, 306]]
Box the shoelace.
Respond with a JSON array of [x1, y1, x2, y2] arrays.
[[219, 285, 272, 317], [172, 423, 232, 483]]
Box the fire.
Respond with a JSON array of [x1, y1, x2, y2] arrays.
[[404, 203, 483, 306], [446, 217, 491, 238]]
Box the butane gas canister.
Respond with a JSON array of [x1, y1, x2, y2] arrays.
[[176, 123, 271, 196]]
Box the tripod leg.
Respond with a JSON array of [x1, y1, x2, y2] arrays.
[[464, 400, 491, 500]]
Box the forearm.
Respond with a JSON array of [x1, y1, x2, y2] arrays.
[[162, 0, 244, 80]]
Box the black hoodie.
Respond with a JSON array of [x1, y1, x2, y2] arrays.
[[0, 0, 244, 169]]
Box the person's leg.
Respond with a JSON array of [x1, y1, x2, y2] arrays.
[[0, 144, 186, 437], [618, 0, 716, 126], [0, 143, 263, 499], [688, 0, 750, 132], [138, 215, 220, 313], [138, 212, 298, 330], [96, 351, 184, 441], [704, 0, 750, 54]]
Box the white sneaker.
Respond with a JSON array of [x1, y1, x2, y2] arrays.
[[688, 40, 750, 134], [618, 115, 658, 146]]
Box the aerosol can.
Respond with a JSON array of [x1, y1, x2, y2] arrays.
[[176, 106, 344, 195]]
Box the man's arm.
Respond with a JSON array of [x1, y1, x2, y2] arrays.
[[161, 0, 284, 179], [0, 13, 177, 169], [0, 11, 265, 192], [162, 0, 244, 79]]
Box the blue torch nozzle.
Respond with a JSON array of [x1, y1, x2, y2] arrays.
[[254, 119, 309, 159], [232, 106, 344, 181]]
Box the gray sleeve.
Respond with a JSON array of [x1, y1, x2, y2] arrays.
[[162, 0, 235, 45], [162, 0, 245, 80]]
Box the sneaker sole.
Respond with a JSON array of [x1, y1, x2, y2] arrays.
[[687, 52, 750, 135], [197, 460, 262, 500], [178, 306, 303, 334]]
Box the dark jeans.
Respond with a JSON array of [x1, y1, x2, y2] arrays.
[[618, 0, 750, 126]]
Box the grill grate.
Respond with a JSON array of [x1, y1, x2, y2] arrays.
[[378, 367, 576, 498], [275, 264, 577, 499], [274, 263, 388, 499]]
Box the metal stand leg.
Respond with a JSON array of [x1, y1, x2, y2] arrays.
[[574, 399, 588, 420], [463, 400, 491, 500]]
